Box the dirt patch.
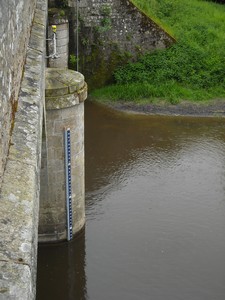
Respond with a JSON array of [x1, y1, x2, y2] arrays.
[[107, 99, 225, 117]]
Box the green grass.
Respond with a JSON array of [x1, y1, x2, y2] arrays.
[[91, 0, 225, 104]]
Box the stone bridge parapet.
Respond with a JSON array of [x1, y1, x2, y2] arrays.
[[0, 0, 47, 298]]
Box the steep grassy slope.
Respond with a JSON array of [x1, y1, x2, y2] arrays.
[[92, 0, 225, 103]]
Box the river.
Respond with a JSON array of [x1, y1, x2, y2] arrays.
[[37, 101, 225, 300]]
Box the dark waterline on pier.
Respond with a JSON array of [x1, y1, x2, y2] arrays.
[[37, 101, 225, 300]]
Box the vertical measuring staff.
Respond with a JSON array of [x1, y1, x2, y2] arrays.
[[64, 128, 73, 241]]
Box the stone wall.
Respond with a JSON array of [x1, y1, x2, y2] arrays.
[[0, 0, 47, 298], [68, 0, 175, 89], [0, 0, 37, 187]]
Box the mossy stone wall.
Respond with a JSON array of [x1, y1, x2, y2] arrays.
[[0, 0, 37, 187], [68, 0, 175, 89]]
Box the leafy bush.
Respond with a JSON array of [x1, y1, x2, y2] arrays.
[[69, 54, 78, 69], [114, 41, 225, 89]]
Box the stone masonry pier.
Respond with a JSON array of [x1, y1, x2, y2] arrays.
[[39, 68, 87, 242], [0, 0, 47, 298]]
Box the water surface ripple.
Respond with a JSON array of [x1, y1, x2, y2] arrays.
[[37, 101, 225, 300]]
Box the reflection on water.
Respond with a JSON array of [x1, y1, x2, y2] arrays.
[[37, 235, 87, 300], [37, 101, 225, 300]]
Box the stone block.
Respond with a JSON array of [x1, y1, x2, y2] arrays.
[[48, 159, 65, 174], [74, 141, 84, 155], [56, 44, 68, 55], [45, 78, 69, 97], [69, 129, 80, 143], [47, 135, 63, 149], [54, 148, 64, 160], [48, 53, 68, 68], [55, 37, 69, 47], [46, 108, 62, 120], [46, 93, 79, 110], [62, 106, 77, 119], [0, 261, 33, 300], [29, 33, 44, 53], [55, 23, 69, 31], [78, 84, 88, 103], [55, 28, 69, 40]]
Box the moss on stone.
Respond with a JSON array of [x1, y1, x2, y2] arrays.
[[73, 27, 135, 90], [48, 7, 68, 24]]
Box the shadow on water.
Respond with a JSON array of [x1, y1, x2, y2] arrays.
[[37, 100, 225, 300], [36, 233, 87, 300]]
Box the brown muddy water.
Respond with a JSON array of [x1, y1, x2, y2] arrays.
[[37, 101, 225, 300]]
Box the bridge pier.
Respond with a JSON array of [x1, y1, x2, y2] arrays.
[[39, 68, 87, 242], [38, 68, 87, 242], [38, 5, 87, 242]]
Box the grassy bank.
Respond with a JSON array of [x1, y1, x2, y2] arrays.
[[91, 0, 225, 104]]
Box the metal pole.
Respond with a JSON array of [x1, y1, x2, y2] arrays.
[[53, 32, 57, 57], [64, 128, 73, 241], [76, 0, 79, 71]]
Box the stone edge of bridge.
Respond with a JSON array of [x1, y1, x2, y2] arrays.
[[0, 0, 47, 299]]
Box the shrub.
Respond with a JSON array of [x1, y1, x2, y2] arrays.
[[113, 0, 225, 101]]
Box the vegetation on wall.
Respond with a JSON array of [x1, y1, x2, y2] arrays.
[[98, 4, 112, 32], [92, 0, 225, 104], [73, 4, 135, 90], [69, 54, 78, 69], [55, 0, 68, 8]]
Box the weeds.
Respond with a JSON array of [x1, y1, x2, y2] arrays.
[[92, 0, 225, 104]]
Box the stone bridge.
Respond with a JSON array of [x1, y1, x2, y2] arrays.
[[0, 0, 173, 298]]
